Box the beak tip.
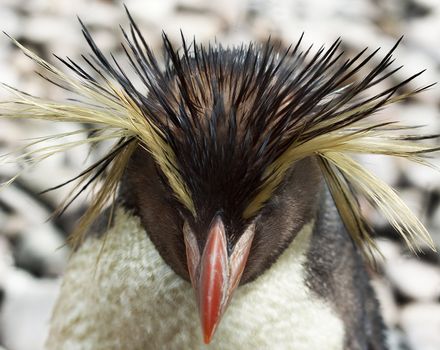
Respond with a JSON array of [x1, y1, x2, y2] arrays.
[[202, 323, 216, 344], [203, 334, 212, 344]]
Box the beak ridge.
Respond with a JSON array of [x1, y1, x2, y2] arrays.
[[199, 217, 228, 343]]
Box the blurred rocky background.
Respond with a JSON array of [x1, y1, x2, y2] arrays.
[[0, 0, 439, 349]]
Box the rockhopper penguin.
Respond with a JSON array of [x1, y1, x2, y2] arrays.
[[1, 10, 438, 350]]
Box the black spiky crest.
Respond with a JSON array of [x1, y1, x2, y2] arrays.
[[0, 8, 437, 256]]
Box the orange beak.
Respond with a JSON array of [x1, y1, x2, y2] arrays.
[[183, 217, 255, 344]]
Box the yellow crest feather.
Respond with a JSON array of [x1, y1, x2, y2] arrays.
[[1, 24, 438, 259]]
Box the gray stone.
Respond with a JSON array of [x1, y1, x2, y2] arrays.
[[357, 154, 400, 187], [407, 16, 440, 54], [124, 0, 175, 26], [76, 2, 122, 28], [15, 223, 69, 276], [0, 7, 22, 38], [0, 186, 69, 276], [429, 204, 440, 249], [398, 189, 426, 222], [371, 278, 399, 326], [0, 235, 13, 274], [385, 257, 440, 301], [0, 186, 50, 228], [400, 302, 440, 350], [402, 161, 440, 191], [22, 15, 81, 47], [161, 13, 224, 42], [386, 328, 410, 350], [0, 269, 60, 350], [375, 239, 402, 263]]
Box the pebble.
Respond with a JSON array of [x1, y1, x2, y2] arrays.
[[400, 302, 440, 350], [75, 2, 123, 29], [123, 0, 175, 27], [0, 185, 52, 228], [0, 235, 13, 278], [0, 66, 20, 99], [0, 7, 22, 38], [401, 161, 440, 191], [394, 46, 440, 95], [356, 154, 400, 187], [161, 13, 224, 42], [428, 204, 440, 250], [1, 122, 95, 211], [387, 328, 410, 350], [399, 189, 427, 221], [22, 16, 80, 46], [0, 185, 69, 277], [0, 119, 23, 145], [395, 104, 440, 137], [0, 268, 60, 350], [406, 15, 440, 54], [413, 0, 440, 11], [371, 278, 399, 326], [385, 256, 440, 301], [14, 222, 69, 277], [375, 238, 402, 263], [207, 0, 248, 24]]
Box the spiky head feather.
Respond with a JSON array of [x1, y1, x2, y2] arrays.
[[0, 9, 437, 256]]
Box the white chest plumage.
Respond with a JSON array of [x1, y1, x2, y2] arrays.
[[46, 209, 344, 350]]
